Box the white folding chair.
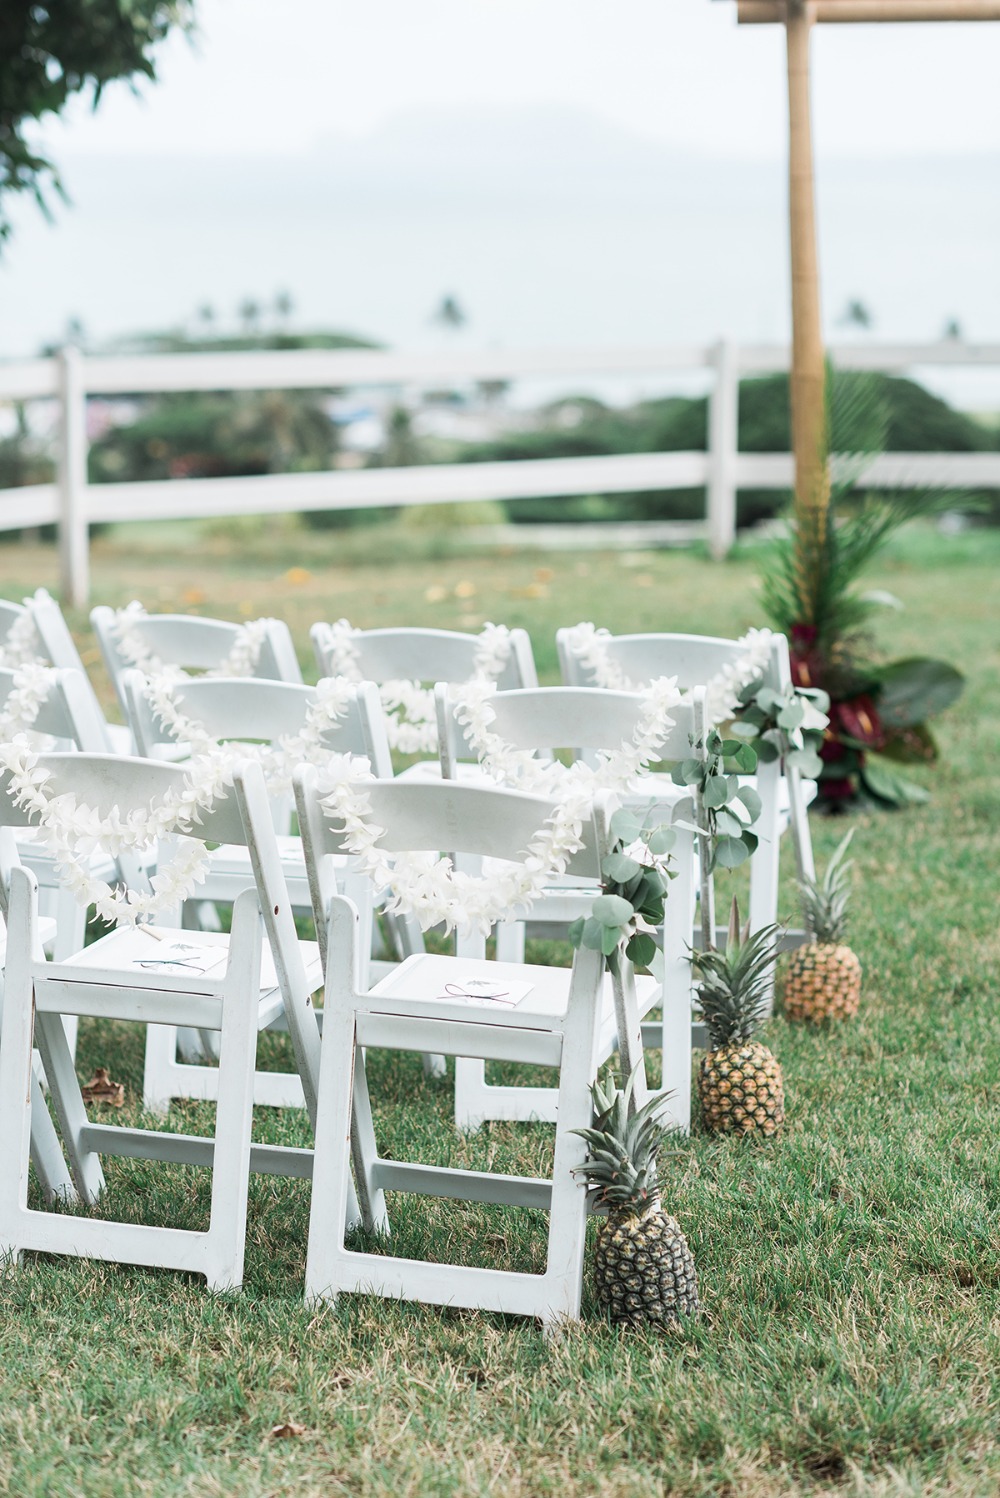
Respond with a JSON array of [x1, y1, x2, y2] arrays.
[[0, 754, 337, 1290], [0, 665, 121, 966], [310, 622, 538, 770], [295, 774, 657, 1326], [557, 628, 817, 942], [120, 671, 393, 1112], [92, 605, 303, 720], [436, 682, 699, 1131]]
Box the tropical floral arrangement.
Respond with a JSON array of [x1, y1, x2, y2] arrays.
[[760, 373, 964, 809]]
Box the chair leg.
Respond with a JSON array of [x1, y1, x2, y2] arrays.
[[749, 758, 781, 1013], [201, 895, 262, 1293], [28, 1067, 78, 1205], [539, 948, 604, 1324], [34, 1009, 107, 1204], [348, 1043, 387, 1235], [305, 1005, 363, 1305]]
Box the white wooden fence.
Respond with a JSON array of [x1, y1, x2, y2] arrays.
[[1, 339, 998, 607]]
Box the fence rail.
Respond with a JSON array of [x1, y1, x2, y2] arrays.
[[1, 339, 998, 606]]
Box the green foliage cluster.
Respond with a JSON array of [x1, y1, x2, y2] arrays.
[[0, 0, 193, 245], [456, 372, 1000, 528], [672, 729, 761, 872], [730, 677, 829, 782], [567, 804, 676, 974], [89, 389, 338, 486]]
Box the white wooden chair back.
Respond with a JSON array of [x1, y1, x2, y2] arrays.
[[122, 673, 393, 780], [436, 683, 698, 779], [558, 629, 762, 691], [0, 665, 110, 754], [91, 606, 302, 713], [311, 623, 538, 691]]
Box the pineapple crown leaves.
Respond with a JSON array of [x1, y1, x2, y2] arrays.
[[572, 1064, 675, 1209], [568, 802, 676, 975], [671, 729, 761, 872], [798, 829, 854, 943], [691, 897, 783, 1050]]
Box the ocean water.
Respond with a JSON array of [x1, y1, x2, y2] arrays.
[[2, 108, 998, 409]]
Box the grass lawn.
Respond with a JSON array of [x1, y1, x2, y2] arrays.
[[0, 517, 997, 1497]]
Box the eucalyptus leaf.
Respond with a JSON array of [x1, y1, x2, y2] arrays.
[[609, 809, 643, 842], [582, 917, 607, 951], [715, 835, 750, 869], [728, 719, 761, 741], [602, 852, 642, 883], [567, 917, 585, 947], [626, 932, 657, 969], [601, 924, 623, 957], [703, 776, 729, 810], [591, 893, 635, 926], [735, 785, 762, 821], [647, 827, 676, 854]]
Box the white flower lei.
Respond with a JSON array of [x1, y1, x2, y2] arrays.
[[450, 675, 684, 797], [0, 662, 57, 743], [320, 619, 514, 754], [0, 592, 49, 670], [0, 734, 224, 927], [110, 601, 272, 683], [141, 672, 356, 796], [561, 623, 776, 727], [319, 754, 590, 937]]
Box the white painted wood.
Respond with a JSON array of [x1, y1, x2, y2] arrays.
[[118, 673, 391, 1112], [298, 774, 659, 1324], [436, 682, 697, 1131], [0, 753, 359, 1286]]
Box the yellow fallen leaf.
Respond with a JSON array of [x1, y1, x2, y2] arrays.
[[181, 587, 205, 606], [534, 566, 554, 584], [81, 1068, 124, 1109], [270, 1421, 307, 1439], [424, 585, 447, 603], [284, 567, 312, 586], [454, 581, 476, 599]]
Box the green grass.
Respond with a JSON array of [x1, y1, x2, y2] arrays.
[[0, 518, 998, 1496]]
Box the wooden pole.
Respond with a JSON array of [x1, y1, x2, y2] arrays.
[[786, 0, 829, 606], [740, 1, 1000, 20]]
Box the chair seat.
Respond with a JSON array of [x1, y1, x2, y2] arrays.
[[35, 923, 322, 1029], [369, 951, 659, 1046]]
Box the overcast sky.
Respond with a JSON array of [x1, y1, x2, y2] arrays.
[[44, 0, 1000, 162]]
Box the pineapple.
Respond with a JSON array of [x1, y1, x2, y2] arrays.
[[693, 900, 785, 1138], [573, 1068, 698, 1327], [783, 831, 862, 1024]]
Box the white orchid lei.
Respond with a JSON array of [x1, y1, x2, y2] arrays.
[[450, 675, 684, 797], [319, 619, 514, 754], [0, 662, 57, 744], [561, 622, 776, 727], [0, 592, 50, 670], [319, 754, 590, 937], [109, 601, 272, 682], [0, 733, 226, 927], [141, 672, 356, 796]]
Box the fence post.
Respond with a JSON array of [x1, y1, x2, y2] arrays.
[[707, 338, 739, 560], [57, 344, 90, 609]]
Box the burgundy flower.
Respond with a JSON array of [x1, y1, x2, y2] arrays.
[[831, 695, 886, 750]]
